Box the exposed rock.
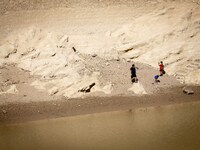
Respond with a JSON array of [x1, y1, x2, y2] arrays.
[[183, 87, 194, 95], [128, 82, 147, 95], [21, 48, 36, 56], [51, 53, 56, 57], [114, 57, 120, 61], [126, 59, 131, 62], [78, 82, 96, 93], [0, 85, 19, 95], [105, 62, 110, 66], [49, 87, 59, 96], [72, 47, 77, 52], [58, 35, 69, 47], [5, 49, 17, 58], [92, 54, 97, 57], [2, 109, 7, 114], [102, 82, 113, 94], [6, 85, 19, 94], [0, 0, 199, 99]]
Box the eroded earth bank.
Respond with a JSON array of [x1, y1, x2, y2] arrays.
[[0, 0, 200, 123]]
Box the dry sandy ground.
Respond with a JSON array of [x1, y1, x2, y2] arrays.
[[0, 63, 199, 124], [0, 0, 200, 123], [0, 86, 200, 124], [0, 57, 180, 104]]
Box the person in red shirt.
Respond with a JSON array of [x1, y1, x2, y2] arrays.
[[158, 61, 164, 76]]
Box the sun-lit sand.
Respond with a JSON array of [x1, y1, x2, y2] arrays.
[[0, 0, 199, 118]]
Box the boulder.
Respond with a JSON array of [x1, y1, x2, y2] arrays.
[[183, 87, 194, 95], [78, 82, 95, 93]]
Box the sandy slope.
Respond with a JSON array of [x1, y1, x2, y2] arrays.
[[0, 59, 180, 104], [0, 0, 199, 99]]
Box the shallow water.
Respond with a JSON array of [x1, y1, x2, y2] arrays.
[[1, 102, 200, 150]]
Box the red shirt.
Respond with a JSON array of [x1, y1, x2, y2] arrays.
[[159, 63, 163, 71]]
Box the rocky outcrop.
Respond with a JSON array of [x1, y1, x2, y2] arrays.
[[0, 0, 199, 98]]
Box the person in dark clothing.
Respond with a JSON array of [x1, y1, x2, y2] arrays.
[[130, 64, 138, 83]]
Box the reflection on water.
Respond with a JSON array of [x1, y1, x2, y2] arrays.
[[1, 102, 200, 150]]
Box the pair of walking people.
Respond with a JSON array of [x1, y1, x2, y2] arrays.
[[130, 61, 165, 83]]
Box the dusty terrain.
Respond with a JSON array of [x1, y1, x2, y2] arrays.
[[0, 59, 180, 104], [0, 0, 200, 122], [0, 86, 200, 124]]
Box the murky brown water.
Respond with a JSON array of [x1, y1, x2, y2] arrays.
[[1, 102, 200, 150]]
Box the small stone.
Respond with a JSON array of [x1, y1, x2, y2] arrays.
[[2, 109, 7, 114], [105, 62, 110, 66], [92, 54, 97, 57], [183, 87, 194, 95], [78, 83, 95, 93], [72, 47, 77, 52], [126, 59, 131, 62], [115, 58, 120, 61], [51, 53, 56, 57], [49, 87, 59, 96]]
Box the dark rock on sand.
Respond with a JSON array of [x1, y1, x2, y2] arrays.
[[183, 87, 194, 95]]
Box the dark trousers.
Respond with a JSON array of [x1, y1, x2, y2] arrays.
[[131, 75, 137, 83]]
